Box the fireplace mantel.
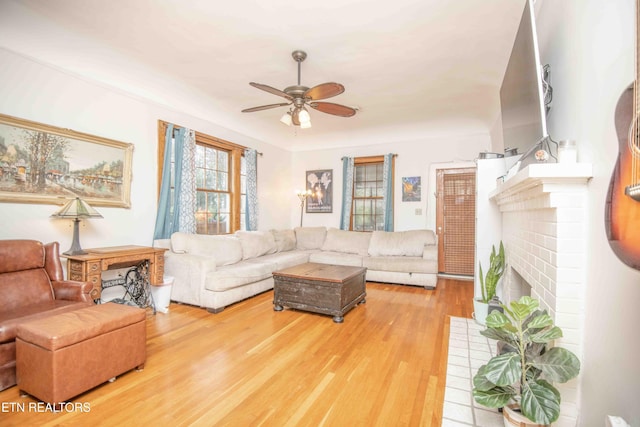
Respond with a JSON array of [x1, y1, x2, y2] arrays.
[[489, 163, 593, 208]]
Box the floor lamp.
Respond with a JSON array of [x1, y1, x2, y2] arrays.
[[51, 197, 103, 255], [296, 190, 312, 227]]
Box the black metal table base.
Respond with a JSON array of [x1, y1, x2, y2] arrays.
[[100, 261, 156, 314]]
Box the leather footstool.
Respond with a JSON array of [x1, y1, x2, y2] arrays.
[[15, 302, 146, 404]]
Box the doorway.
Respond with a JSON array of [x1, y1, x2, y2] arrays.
[[436, 167, 476, 276]]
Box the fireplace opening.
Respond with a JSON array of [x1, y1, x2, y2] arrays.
[[503, 267, 531, 304]]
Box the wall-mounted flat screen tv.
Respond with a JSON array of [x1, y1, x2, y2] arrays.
[[500, 0, 550, 165]]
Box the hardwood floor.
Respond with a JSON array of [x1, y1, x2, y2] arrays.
[[0, 278, 473, 427]]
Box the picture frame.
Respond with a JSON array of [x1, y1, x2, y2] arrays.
[[402, 176, 421, 202], [305, 169, 332, 213], [0, 113, 133, 208]]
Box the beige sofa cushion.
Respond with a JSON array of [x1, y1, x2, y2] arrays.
[[364, 256, 436, 274], [321, 228, 372, 256], [368, 230, 436, 257], [309, 251, 364, 267], [294, 227, 327, 250], [270, 229, 296, 252], [170, 232, 243, 266], [235, 231, 277, 260], [204, 261, 274, 291]]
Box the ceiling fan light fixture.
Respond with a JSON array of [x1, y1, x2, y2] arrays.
[[280, 111, 292, 126], [298, 108, 311, 125], [300, 120, 312, 129]]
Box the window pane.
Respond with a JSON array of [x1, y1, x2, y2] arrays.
[[218, 171, 228, 191], [207, 193, 217, 212], [354, 199, 363, 214], [195, 168, 205, 188], [365, 164, 377, 180], [196, 145, 205, 168], [354, 181, 365, 197], [363, 199, 372, 215], [205, 169, 216, 190], [354, 215, 363, 231], [218, 151, 228, 172], [366, 182, 376, 197], [220, 193, 230, 212], [196, 191, 206, 211], [211, 147, 218, 169], [240, 175, 246, 194]]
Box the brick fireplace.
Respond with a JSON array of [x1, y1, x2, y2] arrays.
[[489, 162, 592, 426]]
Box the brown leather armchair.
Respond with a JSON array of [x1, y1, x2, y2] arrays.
[[0, 240, 93, 391]]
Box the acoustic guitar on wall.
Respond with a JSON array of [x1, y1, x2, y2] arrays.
[[605, 0, 640, 270]]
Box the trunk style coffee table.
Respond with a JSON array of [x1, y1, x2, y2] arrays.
[[272, 263, 366, 323]]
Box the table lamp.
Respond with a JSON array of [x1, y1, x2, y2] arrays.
[[51, 197, 103, 255]]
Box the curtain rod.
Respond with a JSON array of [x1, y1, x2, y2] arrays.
[[340, 154, 398, 160], [169, 126, 262, 156]]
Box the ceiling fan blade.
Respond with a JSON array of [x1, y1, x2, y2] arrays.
[[309, 102, 357, 117], [242, 103, 290, 113], [249, 82, 292, 100], [305, 82, 345, 100]]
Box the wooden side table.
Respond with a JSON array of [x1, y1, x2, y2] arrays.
[[64, 245, 167, 301]]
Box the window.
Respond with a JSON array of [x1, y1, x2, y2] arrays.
[[157, 121, 246, 235], [350, 155, 394, 231]]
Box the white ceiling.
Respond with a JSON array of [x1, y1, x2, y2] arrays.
[[1, 0, 526, 151]]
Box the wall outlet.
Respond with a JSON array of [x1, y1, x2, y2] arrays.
[[415, 208, 423, 215]]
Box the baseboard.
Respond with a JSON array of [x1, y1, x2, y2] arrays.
[[438, 273, 473, 281]]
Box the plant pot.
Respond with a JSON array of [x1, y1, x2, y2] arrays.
[[472, 298, 489, 326], [503, 404, 547, 427]]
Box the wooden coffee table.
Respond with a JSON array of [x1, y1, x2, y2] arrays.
[[272, 262, 366, 323]]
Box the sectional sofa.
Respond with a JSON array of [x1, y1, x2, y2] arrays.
[[154, 227, 438, 313]]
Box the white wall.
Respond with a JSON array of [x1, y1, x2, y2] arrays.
[[0, 48, 292, 249], [0, 44, 491, 251], [290, 134, 490, 231], [536, 0, 640, 424]]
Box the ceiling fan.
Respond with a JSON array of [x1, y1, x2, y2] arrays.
[[241, 50, 357, 128]]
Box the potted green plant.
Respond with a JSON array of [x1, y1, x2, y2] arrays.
[[472, 296, 581, 426], [474, 241, 505, 325]]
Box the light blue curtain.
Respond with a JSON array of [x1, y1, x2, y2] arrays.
[[340, 157, 354, 230], [382, 153, 394, 231], [245, 149, 258, 231], [153, 124, 175, 240], [153, 125, 193, 240]]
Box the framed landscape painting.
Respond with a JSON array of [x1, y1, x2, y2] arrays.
[[0, 114, 133, 208], [306, 169, 333, 213]]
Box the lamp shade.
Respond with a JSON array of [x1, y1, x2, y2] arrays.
[[280, 111, 293, 126], [51, 197, 103, 219], [51, 197, 102, 256], [298, 108, 311, 124]]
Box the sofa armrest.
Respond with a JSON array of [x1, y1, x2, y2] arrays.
[[422, 244, 438, 262], [153, 239, 171, 250], [165, 252, 218, 285], [52, 280, 93, 302]]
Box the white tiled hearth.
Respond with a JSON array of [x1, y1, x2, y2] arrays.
[[489, 163, 592, 427], [443, 317, 502, 427]]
